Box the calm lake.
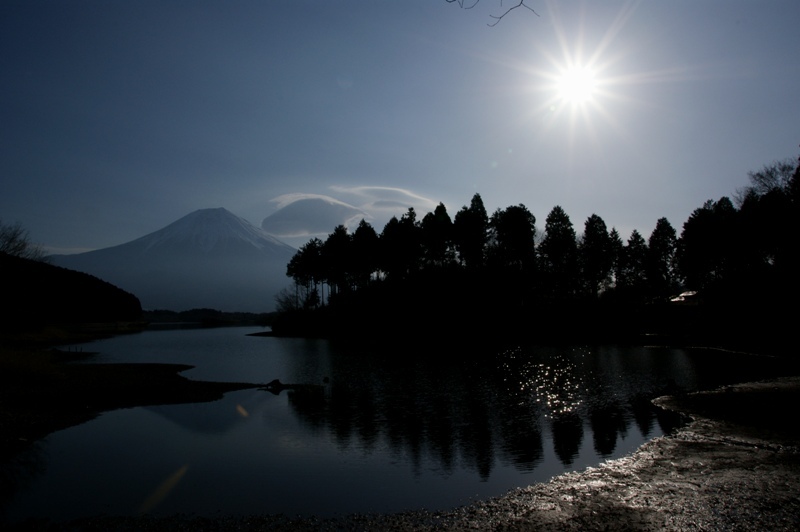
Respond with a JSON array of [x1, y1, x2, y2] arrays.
[[1, 327, 793, 523]]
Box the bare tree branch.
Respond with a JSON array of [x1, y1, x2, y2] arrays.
[[0, 219, 47, 261], [488, 1, 539, 27], [445, 0, 481, 9], [447, 0, 539, 26]]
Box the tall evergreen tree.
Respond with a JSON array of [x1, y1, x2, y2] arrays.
[[482, 204, 537, 310], [578, 214, 612, 298], [351, 219, 379, 289], [608, 227, 623, 289], [286, 237, 324, 308], [618, 230, 648, 299], [453, 193, 489, 270], [736, 159, 798, 286], [322, 225, 352, 296], [539, 206, 579, 300], [487, 204, 537, 272], [379, 208, 422, 281], [421, 203, 455, 268], [677, 197, 737, 292], [646, 217, 678, 299]]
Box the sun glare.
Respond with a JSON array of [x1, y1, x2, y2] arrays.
[[518, 1, 646, 136], [556, 67, 596, 105]]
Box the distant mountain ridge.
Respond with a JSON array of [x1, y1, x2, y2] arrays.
[[50, 208, 296, 312]]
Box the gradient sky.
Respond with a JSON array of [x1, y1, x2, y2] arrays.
[[2, 0, 798, 253]]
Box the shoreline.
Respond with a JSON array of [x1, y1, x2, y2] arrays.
[[59, 377, 800, 531], [2, 343, 798, 530]]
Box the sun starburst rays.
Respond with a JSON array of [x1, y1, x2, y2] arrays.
[[516, 4, 643, 156]]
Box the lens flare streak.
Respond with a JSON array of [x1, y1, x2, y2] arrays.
[[139, 464, 189, 514]]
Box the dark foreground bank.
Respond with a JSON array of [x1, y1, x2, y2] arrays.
[[3, 345, 798, 531]]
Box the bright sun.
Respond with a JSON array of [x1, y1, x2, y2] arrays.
[[556, 66, 597, 105], [519, 2, 648, 146]]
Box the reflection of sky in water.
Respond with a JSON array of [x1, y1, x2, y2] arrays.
[[2, 328, 794, 523]]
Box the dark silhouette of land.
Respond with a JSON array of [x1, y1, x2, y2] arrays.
[[0, 252, 142, 335]]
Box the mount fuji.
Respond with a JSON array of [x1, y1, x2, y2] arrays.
[[50, 208, 296, 312]]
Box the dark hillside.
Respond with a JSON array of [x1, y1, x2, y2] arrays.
[[0, 252, 141, 330]]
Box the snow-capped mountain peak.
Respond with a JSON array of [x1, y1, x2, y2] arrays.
[[139, 207, 291, 254], [49, 207, 297, 312]]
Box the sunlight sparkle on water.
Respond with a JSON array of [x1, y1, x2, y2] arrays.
[[499, 348, 584, 418]]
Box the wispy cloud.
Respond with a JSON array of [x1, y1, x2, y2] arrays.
[[260, 194, 367, 246], [330, 185, 440, 219], [268, 193, 359, 211], [260, 186, 441, 248]]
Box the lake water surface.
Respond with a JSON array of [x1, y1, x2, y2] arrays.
[[1, 327, 792, 523]]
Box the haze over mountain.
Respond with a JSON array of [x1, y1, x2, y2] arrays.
[[50, 208, 296, 313]]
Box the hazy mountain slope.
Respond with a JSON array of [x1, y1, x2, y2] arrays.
[[50, 208, 296, 312]]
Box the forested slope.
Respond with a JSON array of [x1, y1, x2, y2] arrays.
[[0, 252, 142, 330]]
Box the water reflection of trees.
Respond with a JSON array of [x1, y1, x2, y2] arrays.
[[281, 346, 684, 480], [551, 412, 583, 466]]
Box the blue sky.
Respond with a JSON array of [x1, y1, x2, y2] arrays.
[[2, 0, 798, 253]]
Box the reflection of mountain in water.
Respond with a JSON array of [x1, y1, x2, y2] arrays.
[[145, 389, 265, 435], [277, 346, 692, 480]]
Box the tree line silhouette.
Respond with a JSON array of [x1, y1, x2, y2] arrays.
[[278, 155, 798, 350]]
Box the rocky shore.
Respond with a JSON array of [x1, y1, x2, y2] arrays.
[[5, 371, 798, 531]]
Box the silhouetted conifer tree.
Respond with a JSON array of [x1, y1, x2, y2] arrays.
[[322, 225, 352, 297], [486, 204, 537, 308], [736, 159, 798, 288], [677, 197, 737, 293], [617, 229, 648, 300], [539, 206, 579, 300], [351, 219, 380, 289], [578, 214, 612, 298], [646, 217, 678, 300], [487, 204, 536, 273], [287, 237, 324, 307], [420, 203, 455, 268], [608, 227, 624, 289], [379, 208, 422, 281], [453, 193, 489, 270]]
